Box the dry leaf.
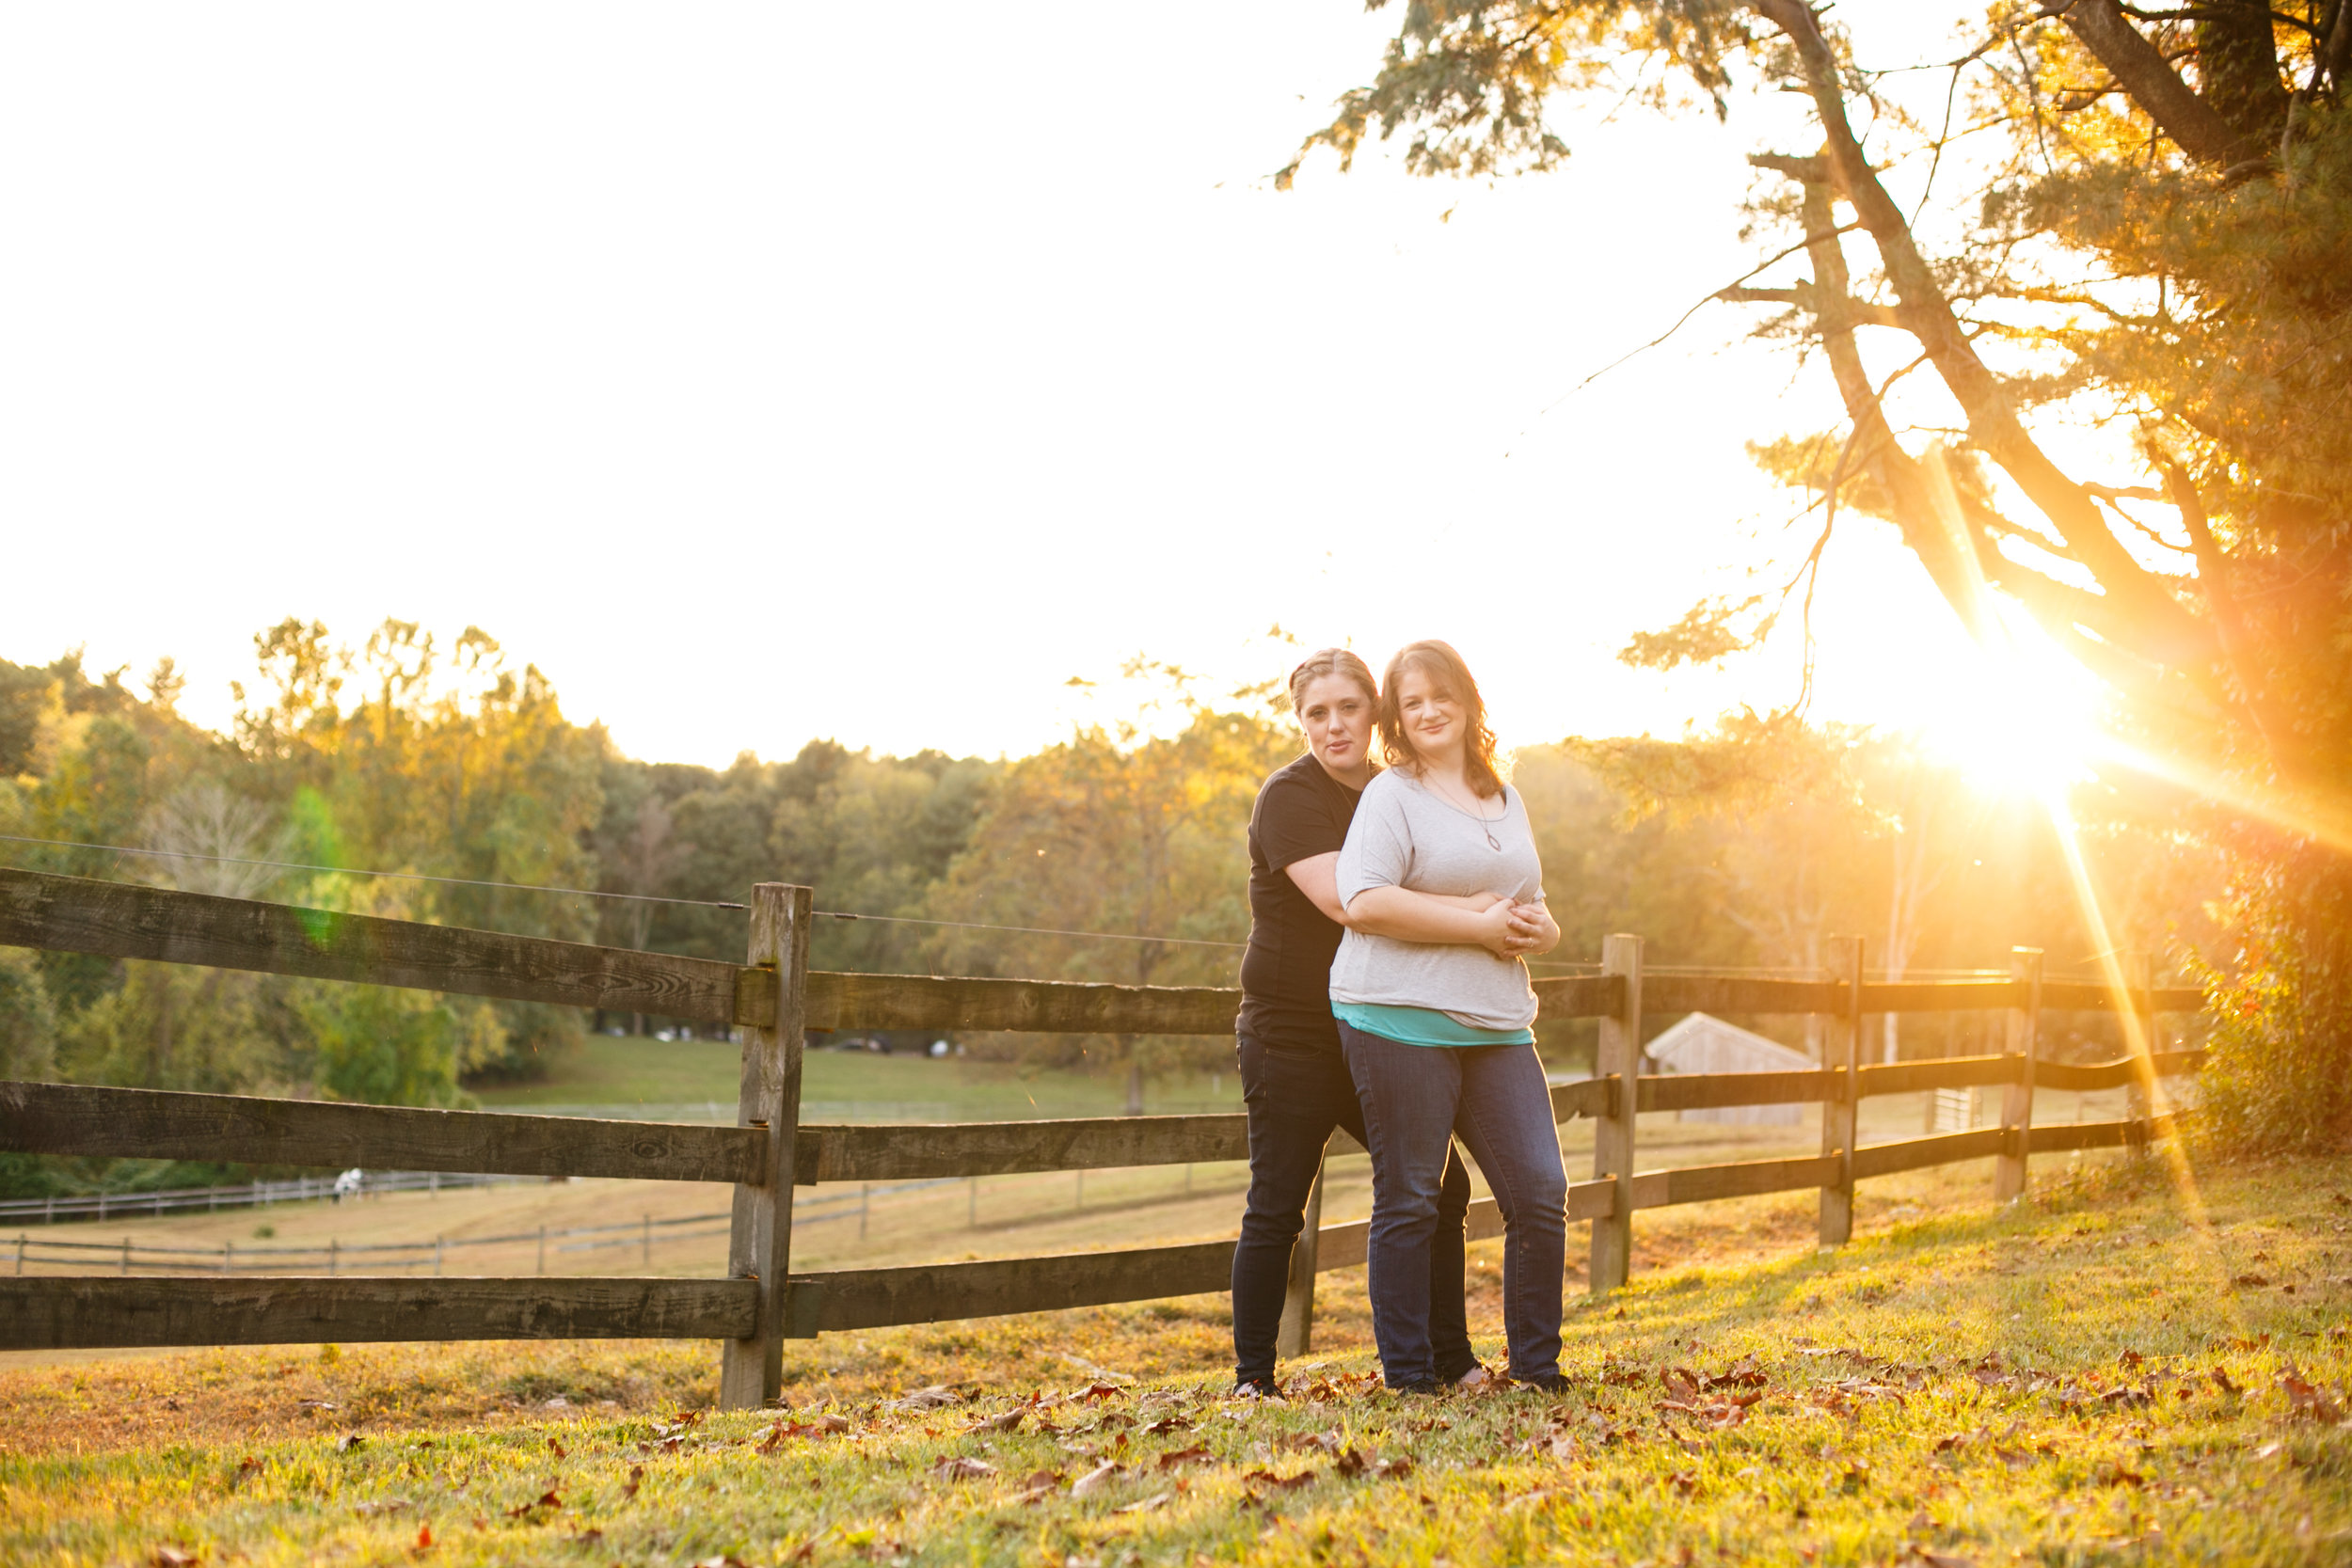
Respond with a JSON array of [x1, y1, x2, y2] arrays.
[[1070, 1460, 1123, 1496], [889, 1386, 961, 1412], [622, 1465, 644, 1499], [1242, 1467, 1317, 1490], [1156, 1446, 1214, 1470], [968, 1409, 1026, 1433], [1112, 1492, 1170, 1514], [336, 1433, 365, 1453], [151, 1550, 200, 1568], [414, 1524, 434, 1550], [2280, 1371, 2345, 1423], [931, 1456, 997, 1481]]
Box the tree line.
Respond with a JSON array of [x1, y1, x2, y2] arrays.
[[0, 621, 2221, 1196]]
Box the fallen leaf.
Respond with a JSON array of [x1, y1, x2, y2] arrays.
[[1075, 1382, 1127, 1402], [1112, 1492, 1170, 1514], [355, 1498, 411, 1517], [2233, 1273, 2271, 1288], [1906, 1548, 1976, 1568], [151, 1550, 199, 1568], [886, 1386, 961, 1412], [622, 1465, 644, 1499], [968, 1409, 1026, 1433], [2280, 1370, 2345, 1423], [1070, 1460, 1123, 1496], [931, 1456, 997, 1481], [336, 1433, 365, 1453], [414, 1523, 434, 1550], [690, 1557, 751, 1568], [1141, 1415, 1191, 1434], [1242, 1467, 1317, 1491], [547, 1437, 566, 1460], [1156, 1446, 1214, 1470], [2212, 1368, 2244, 1397]]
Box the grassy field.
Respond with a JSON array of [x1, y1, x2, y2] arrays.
[[6, 1149, 2348, 1565], [4, 1094, 2138, 1300], [470, 1037, 1242, 1119]]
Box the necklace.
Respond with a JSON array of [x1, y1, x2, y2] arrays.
[[1423, 772, 1503, 850]]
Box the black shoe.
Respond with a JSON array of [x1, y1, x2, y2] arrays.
[[1232, 1374, 1281, 1400], [1513, 1372, 1576, 1394], [1386, 1380, 1442, 1396]]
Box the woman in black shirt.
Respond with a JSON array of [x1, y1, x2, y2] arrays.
[[1231, 648, 1482, 1396]]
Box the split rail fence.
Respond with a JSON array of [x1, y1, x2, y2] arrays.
[[0, 870, 2204, 1408]]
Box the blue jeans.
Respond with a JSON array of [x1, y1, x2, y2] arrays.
[[1230, 1035, 1477, 1386], [1339, 1022, 1567, 1386]]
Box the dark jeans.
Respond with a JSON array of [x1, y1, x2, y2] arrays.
[[1231, 1034, 1476, 1386], [1339, 1022, 1567, 1386]]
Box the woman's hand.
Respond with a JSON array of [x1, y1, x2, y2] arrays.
[[1497, 900, 1560, 958], [1470, 899, 1528, 958]]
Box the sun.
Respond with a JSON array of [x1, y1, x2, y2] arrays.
[[1915, 604, 2106, 800]]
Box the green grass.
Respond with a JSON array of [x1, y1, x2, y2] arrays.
[[6, 1153, 2350, 1564], [472, 1036, 1242, 1119]]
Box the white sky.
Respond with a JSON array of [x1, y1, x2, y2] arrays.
[[2, 2, 2014, 768]]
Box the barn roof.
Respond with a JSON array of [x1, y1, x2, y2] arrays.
[[1645, 1011, 1814, 1074]]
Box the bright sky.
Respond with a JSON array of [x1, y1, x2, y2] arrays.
[[3, 2, 2014, 768]]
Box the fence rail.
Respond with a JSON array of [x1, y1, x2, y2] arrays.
[[0, 1168, 531, 1225], [0, 869, 2207, 1403]]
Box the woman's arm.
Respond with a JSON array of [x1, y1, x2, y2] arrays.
[[1288, 854, 1509, 929], [1343, 884, 1528, 957]]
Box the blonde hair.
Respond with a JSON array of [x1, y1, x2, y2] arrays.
[[1378, 640, 1504, 799], [1286, 648, 1378, 715]]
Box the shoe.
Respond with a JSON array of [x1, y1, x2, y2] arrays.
[[1385, 1379, 1442, 1396], [1232, 1375, 1281, 1400], [1512, 1372, 1576, 1394]]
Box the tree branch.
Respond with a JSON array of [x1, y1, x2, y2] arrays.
[[2055, 0, 2258, 165], [1750, 0, 2217, 673], [1717, 284, 1907, 328]]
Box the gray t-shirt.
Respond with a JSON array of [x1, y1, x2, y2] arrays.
[[1329, 768, 1545, 1030]]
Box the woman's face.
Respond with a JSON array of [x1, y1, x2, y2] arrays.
[[1394, 664, 1467, 763], [1296, 673, 1375, 777]]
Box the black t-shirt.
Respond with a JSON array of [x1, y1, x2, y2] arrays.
[[1239, 752, 1365, 1054]]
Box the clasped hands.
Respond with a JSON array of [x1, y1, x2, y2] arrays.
[[1465, 891, 1552, 959]]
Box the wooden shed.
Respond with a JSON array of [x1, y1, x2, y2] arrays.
[[1645, 1012, 1813, 1126]]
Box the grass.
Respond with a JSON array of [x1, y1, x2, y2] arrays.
[[6, 1151, 2351, 1564], [469, 1038, 1241, 1119]]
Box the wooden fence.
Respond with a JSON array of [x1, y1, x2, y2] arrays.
[[0, 869, 2204, 1407]]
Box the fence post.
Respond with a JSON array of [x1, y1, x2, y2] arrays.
[[2122, 949, 2153, 1138], [720, 882, 812, 1411], [1589, 932, 1643, 1294], [1276, 1157, 1326, 1359], [1994, 946, 2042, 1202], [1820, 936, 1862, 1247]]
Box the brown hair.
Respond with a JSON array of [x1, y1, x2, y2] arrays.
[[1377, 641, 1505, 799], [1286, 647, 1378, 716]]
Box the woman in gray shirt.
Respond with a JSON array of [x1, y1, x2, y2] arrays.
[[1331, 640, 1568, 1392]]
